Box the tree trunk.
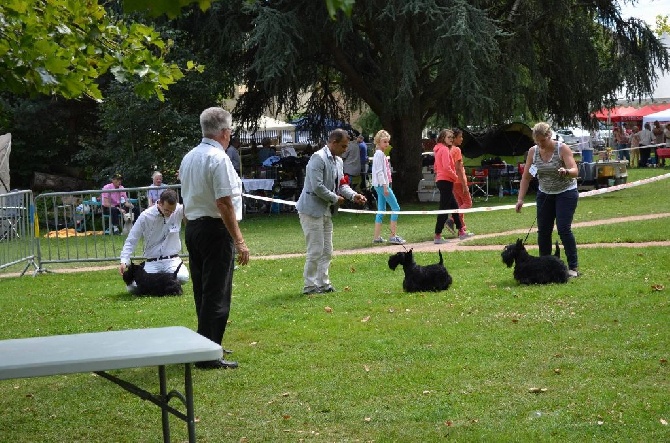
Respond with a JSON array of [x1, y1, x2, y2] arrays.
[[31, 172, 93, 192], [387, 117, 425, 203]]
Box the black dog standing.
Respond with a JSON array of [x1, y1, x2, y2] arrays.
[[122, 261, 184, 296], [501, 239, 569, 284], [388, 249, 452, 292]]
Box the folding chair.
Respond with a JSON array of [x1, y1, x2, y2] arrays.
[[469, 168, 489, 201]]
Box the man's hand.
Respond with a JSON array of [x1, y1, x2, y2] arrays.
[[119, 263, 127, 276], [353, 193, 367, 205], [235, 241, 250, 266]]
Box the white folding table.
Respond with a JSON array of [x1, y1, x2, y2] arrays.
[[0, 326, 222, 442]]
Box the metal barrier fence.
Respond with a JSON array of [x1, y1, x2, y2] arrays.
[[0, 190, 37, 276], [33, 185, 185, 274]]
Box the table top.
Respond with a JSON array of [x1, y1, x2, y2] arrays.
[[242, 178, 275, 192], [0, 326, 222, 380]]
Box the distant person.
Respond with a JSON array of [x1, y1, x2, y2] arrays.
[[147, 171, 164, 207], [341, 134, 361, 186], [371, 130, 405, 245], [296, 128, 367, 295], [629, 126, 640, 168], [119, 189, 189, 292], [652, 120, 664, 166], [516, 122, 580, 278], [357, 135, 369, 189], [638, 122, 653, 167], [446, 129, 474, 236], [227, 136, 242, 175], [613, 126, 630, 162], [663, 123, 670, 167], [101, 173, 140, 234], [433, 129, 471, 243], [257, 137, 275, 165]]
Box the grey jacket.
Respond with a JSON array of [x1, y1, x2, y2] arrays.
[[296, 146, 357, 217]]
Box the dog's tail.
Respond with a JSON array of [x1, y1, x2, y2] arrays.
[[438, 249, 443, 265], [554, 241, 561, 258]]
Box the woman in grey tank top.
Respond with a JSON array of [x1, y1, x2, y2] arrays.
[[515, 122, 580, 277]]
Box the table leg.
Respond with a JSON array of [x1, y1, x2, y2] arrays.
[[185, 364, 196, 443], [159, 365, 171, 443]]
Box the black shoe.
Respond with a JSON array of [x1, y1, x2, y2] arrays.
[[320, 285, 336, 293], [195, 358, 238, 369]]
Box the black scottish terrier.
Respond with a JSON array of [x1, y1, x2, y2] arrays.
[[122, 261, 184, 296], [388, 249, 452, 292], [501, 239, 569, 285]]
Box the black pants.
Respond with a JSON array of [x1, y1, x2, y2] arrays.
[[185, 217, 235, 346], [435, 180, 462, 234], [639, 145, 651, 167]]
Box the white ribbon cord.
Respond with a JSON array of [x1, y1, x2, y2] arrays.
[[242, 173, 670, 215]]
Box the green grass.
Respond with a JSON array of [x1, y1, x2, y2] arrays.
[[0, 168, 669, 442]]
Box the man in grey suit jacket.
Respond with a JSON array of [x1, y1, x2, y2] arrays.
[[296, 128, 367, 295]]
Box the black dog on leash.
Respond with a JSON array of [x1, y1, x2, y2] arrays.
[[122, 261, 184, 296], [388, 249, 452, 292], [501, 239, 569, 284]]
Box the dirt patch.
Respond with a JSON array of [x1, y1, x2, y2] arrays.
[[5, 213, 669, 277]]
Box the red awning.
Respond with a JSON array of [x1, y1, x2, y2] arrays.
[[594, 103, 670, 122]]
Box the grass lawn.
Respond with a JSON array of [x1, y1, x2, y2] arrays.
[[0, 168, 669, 442]]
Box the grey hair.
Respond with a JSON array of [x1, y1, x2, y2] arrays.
[[151, 170, 162, 179], [200, 107, 232, 138]]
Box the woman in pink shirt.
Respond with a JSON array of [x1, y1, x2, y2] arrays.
[[433, 129, 469, 243]]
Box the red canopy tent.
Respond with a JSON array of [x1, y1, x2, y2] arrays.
[[594, 103, 670, 122]]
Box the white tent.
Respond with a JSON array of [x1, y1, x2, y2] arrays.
[[0, 133, 11, 193], [642, 108, 670, 126], [234, 115, 295, 131], [235, 116, 296, 143]]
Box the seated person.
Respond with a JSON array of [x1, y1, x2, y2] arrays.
[[119, 189, 189, 293], [101, 172, 140, 234], [147, 171, 165, 206], [257, 137, 276, 165]]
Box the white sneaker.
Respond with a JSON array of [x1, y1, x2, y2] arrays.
[[568, 269, 580, 278], [389, 236, 406, 245]]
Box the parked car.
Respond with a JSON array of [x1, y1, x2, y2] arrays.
[[556, 127, 606, 151]]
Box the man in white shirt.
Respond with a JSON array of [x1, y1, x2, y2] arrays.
[[638, 122, 654, 167], [179, 106, 249, 370], [119, 188, 189, 292]]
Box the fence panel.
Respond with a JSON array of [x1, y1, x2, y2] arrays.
[[33, 185, 185, 273], [0, 190, 37, 276]]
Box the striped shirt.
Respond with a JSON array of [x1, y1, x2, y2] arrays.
[[533, 142, 577, 194]]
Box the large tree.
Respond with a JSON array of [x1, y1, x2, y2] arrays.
[[189, 0, 669, 201]]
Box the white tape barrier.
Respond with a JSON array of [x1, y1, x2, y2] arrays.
[[242, 172, 670, 215], [609, 142, 666, 153]]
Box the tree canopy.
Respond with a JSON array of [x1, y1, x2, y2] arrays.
[[0, 0, 183, 101], [188, 0, 669, 200]]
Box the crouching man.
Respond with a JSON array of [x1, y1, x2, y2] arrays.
[[119, 188, 189, 293]]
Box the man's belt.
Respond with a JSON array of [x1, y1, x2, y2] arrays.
[[146, 254, 179, 262]]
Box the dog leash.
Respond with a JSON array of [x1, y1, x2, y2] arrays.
[[522, 193, 547, 245]]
